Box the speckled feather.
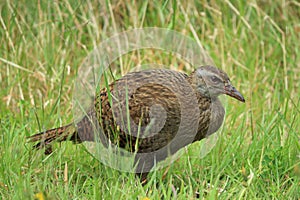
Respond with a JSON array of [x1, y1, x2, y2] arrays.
[[28, 66, 242, 181], [90, 69, 219, 153], [29, 67, 225, 154]]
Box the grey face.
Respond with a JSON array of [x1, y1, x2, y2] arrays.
[[194, 66, 245, 102]]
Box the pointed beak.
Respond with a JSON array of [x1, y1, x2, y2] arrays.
[[224, 84, 245, 102]]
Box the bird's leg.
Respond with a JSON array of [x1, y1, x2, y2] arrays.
[[136, 172, 149, 185]]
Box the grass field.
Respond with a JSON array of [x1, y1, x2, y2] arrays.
[[0, 0, 299, 199]]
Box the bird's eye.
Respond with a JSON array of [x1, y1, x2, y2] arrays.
[[211, 76, 221, 83]]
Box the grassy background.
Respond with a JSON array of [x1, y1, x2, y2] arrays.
[[0, 0, 299, 199]]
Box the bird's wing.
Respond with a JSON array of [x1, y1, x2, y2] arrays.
[[96, 69, 199, 153]]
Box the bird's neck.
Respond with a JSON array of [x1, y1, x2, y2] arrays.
[[187, 75, 217, 103]]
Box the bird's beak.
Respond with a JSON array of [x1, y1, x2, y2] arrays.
[[224, 84, 245, 102]]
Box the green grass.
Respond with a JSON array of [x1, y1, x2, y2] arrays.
[[0, 0, 299, 199]]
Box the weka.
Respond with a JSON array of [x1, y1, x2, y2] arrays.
[[29, 65, 245, 181]]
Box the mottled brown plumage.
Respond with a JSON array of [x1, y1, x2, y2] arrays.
[[28, 65, 245, 182]]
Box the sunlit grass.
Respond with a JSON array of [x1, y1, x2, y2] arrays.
[[0, 0, 299, 199]]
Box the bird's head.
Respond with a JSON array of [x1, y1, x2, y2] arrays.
[[189, 65, 245, 102]]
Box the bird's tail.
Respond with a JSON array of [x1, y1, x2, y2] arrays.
[[28, 123, 77, 153]]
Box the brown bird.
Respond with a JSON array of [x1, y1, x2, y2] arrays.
[[28, 65, 245, 182]]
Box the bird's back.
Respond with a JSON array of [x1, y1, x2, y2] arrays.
[[91, 69, 215, 154]]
